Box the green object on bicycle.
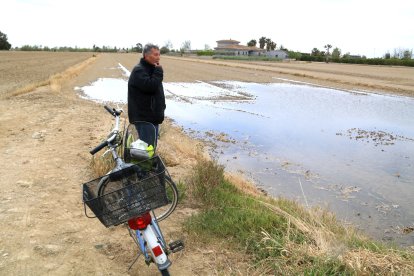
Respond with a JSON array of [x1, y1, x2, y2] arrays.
[[126, 133, 155, 170]]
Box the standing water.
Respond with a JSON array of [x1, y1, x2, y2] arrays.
[[77, 68, 414, 246]]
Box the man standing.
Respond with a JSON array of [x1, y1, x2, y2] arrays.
[[128, 44, 166, 148]]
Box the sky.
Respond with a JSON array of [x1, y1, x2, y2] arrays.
[[1, 0, 413, 58]]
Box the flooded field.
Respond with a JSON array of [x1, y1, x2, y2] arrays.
[[77, 70, 414, 246]]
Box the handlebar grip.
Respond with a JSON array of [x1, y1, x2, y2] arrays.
[[104, 105, 115, 116], [90, 140, 108, 155]]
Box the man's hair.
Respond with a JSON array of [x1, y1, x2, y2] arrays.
[[143, 43, 159, 56]]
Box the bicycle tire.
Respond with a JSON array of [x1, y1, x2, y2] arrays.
[[160, 269, 170, 276], [152, 175, 178, 222], [96, 175, 111, 197]]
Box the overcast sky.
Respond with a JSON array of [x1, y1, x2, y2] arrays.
[[2, 0, 413, 57]]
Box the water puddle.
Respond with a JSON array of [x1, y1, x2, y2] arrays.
[[76, 66, 414, 246]]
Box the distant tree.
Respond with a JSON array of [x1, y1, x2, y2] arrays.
[[343, 52, 350, 58], [204, 44, 211, 50], [135, 43, 143, 53], [392, 48, 406, 59], [247, 39, 257, 47], [164, 40, 173, 50], [332, 47, 341, 59], [265, 38, 272, 51], [279, 44, 288, 51], [311, 48, 320, 56], [93, 44, 101, 52], [269, 41, 277, 50], [258, 37, 266, 49], [160, 46, 170, 54], [181, 40, 191, 52], [324, 44, 332, 55], [0, 31, 12, 50], [288, 51, 301, 59], [324, 44, 332, 62], [403, 49, 412, 59], [384, 52, 391, 59]]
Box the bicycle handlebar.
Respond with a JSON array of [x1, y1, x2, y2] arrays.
[[89, 105, 123, 155], [90, 140, 108, 155], [104, 105, 123, 117], [104, 105, 114, 116]]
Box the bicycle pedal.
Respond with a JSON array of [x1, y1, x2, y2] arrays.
[[169, 240, 184, 253]]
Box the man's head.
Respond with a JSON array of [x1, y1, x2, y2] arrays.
[[143, 44, 160, 66]]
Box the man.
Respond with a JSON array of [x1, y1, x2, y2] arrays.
[[128, 44, 166, 149]]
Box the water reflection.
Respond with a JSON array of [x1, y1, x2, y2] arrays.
[[77, 77, 414, 246]]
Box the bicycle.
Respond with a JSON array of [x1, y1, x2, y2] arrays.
[[82, 105, 184, 276]]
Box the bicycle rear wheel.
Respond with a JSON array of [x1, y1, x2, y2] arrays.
[[152, 175, 178, 222], [161, 269, 170, 276]]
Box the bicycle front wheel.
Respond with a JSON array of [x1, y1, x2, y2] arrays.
[[153, 175, 178, 222], [97, 172, 178, 222]]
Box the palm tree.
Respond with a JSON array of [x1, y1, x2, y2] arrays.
[[324, 44, 332, 62], [259, 37, 266, 49], [265, 38, 271, 50]]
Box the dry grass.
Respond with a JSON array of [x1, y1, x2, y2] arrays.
[[251, 197, 414, 275], [49, 56, 96, 92], [90, 152, 115, 177], [157, 119, 208, 169], [341, 248, 414, 275], [224, 173, 265, 197]]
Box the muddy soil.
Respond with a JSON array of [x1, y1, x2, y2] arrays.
[[1, 53, 413, 275]]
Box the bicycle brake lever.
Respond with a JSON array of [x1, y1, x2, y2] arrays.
[[102, 149, 111, 157]]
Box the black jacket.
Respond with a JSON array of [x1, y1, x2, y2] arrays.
[[128, 58, 166, 124]]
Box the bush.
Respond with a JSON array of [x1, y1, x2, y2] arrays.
[[212, 55, 282, 61], [299, 55, 414, 67], [196, 50, 214, 56]]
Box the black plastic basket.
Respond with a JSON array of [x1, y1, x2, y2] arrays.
[[82, 156, 168, 227]]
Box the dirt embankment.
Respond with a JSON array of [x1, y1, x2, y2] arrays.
[[1, 52, 413, 275]]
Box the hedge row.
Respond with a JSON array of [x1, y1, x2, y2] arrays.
[[299, 55, 414, 67]]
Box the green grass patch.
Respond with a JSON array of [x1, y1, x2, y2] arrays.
[[184, 159, 414, 274], [213, 55, 283, 62]]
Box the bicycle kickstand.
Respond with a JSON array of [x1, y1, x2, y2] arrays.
[[128, 252, 142, 271]]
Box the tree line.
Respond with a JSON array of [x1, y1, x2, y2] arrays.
[[1, 30, 412, 66]]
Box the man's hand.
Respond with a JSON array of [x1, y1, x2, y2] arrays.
[[154, 62, 162, 70]]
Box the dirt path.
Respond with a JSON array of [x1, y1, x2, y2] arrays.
[[1, 53, 413, 275], [0, 54, 243, 275]]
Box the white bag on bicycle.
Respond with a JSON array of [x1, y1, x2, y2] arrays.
[[130, 139, 151, 160]]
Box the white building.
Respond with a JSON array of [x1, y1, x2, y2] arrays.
[[265, 50, 289, 59], [214, 39, 265, 56], [215, 39, 288, 59]]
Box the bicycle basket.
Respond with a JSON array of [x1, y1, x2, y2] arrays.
[[82, 155, 169, 227]]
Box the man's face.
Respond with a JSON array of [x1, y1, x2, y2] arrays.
[[144, 48, 160, 65]]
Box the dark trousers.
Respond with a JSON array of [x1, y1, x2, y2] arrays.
[[134, 122, 159, 149]]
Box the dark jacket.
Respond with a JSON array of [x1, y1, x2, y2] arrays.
[[128, 58, 166, 124]]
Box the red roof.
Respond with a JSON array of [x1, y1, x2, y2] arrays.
[[215, 44, 265, 51], [216, 39, 240, 43]]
